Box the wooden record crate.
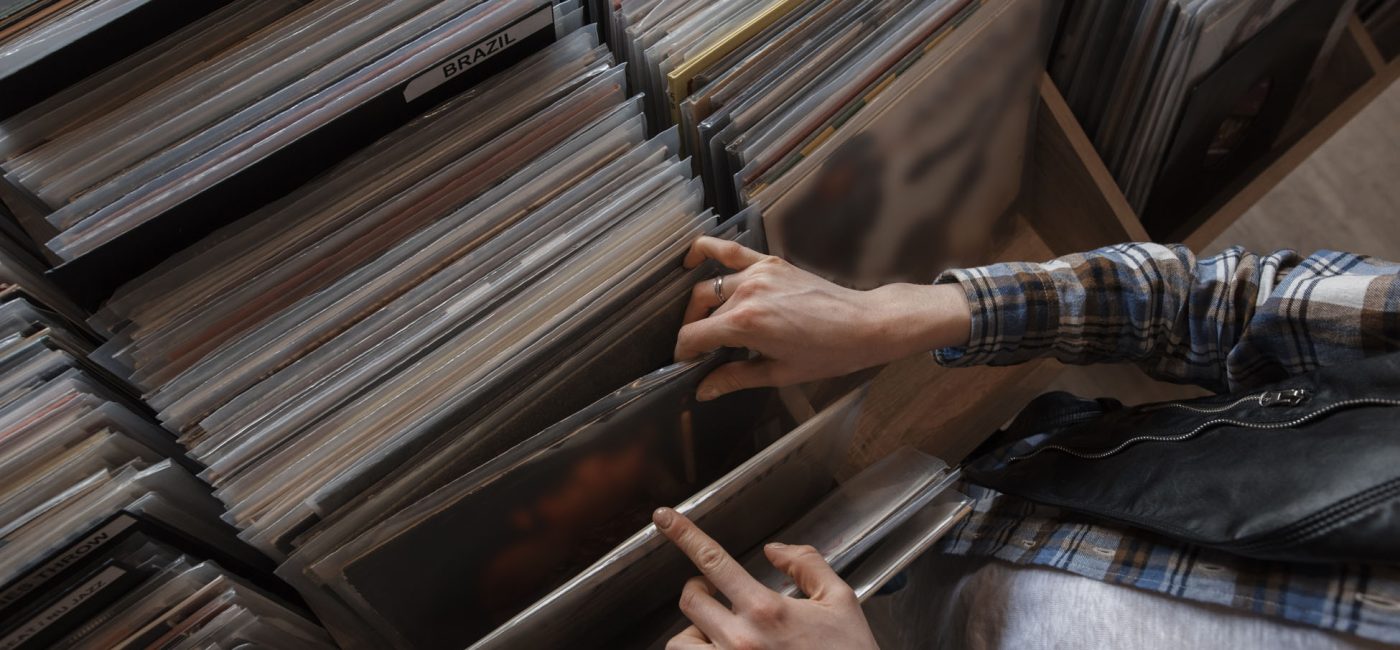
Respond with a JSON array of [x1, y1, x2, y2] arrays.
[[827, 10, 1399, 476], [1026, 13, 1400, 253]]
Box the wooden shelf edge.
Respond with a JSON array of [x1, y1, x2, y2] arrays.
[[1025, 72, 1150, 255], [1182, 47, 1400, 250], [1350, 14, 1388, 74]]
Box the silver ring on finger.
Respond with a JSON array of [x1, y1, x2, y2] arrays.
[[713, 275, 727, 305]]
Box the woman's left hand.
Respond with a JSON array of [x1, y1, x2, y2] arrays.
[[652, 507, 879, 650], [675, 237, 969, 402]]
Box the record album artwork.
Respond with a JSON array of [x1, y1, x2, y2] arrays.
[[1141, 0, 1340, 236]]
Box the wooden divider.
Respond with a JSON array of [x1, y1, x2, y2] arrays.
[[839, 215, 1061, 475], [1022, 10, 1398, 253], [837, 11, 1398, 475], [1026, 74, 1149, 252]]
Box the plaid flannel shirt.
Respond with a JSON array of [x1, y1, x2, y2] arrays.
[[932, 243, 1400, 644]]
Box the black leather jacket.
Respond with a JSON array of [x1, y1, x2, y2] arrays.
[[965, 351, 1400, 565]]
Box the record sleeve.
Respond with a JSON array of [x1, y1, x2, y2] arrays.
[[44, 0, 565, 309], [0, 0, 238, 120], [842, 488, 972, 601], [471, 388, 864, 649], [1141, 0, 1341, 236], [327, 354, 777, 649], [757, 0, 1043, 287]]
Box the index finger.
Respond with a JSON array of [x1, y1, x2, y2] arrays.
[[653, 507, 767, 608], [684, 237, 767, 271]]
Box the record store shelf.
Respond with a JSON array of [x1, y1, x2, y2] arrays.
[[1026, 10, 1400, 254], [839, 13, 1400, 477]]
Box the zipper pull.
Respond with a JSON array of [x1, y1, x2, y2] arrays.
[[1259, 388, 1309, 407]]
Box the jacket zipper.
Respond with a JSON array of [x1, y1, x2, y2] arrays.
[[1139, 388, 1311, 413], [1007, 396, 1400, 463]]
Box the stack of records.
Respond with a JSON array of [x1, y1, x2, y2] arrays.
[[0, 287, 328, 648], [85, 26, 784, 647], [594, 0, 1047, 288], [0, 0, 244, 119], [0, 0, 576, 304], [0, 2, 1047, 648], [1050, 0, 1357, 235]]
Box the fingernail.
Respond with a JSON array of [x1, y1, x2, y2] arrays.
[[697, 387, 719, 402], [653, 507, 675, 529], [766, 542, 787, 549]]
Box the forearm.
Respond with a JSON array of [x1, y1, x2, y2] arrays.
[[926, 243, 1270, 392], [862, 283, 971, 362], [922, 242, 1400, 392]]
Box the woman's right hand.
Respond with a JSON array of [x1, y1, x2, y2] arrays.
[[674, 237, 971, 401]]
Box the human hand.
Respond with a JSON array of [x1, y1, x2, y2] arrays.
[[652, 507, 879, 650], [675, 237, 971, 401]]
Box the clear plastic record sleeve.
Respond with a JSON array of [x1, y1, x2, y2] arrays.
[[0, 0, 248, 121], [0, 0, 298, 160], [0, 555, 159, 650], [0, 500, 288, 627], [0, 433, 159, 539], [638, 448, 967, 646], [146, 70, 639, 429], [190, 133, 654, 498], [275, 215, 752, 648], [102, 41, 619, 396], [221, 159, 707, 556], [196, 94, 651, 497], [469, 388, 865, 649], [200, 105, 680, 467], [191, 102, 650, 457], [0, 461, 216, 582], [728, 0, 974, 184], [44, 0, 535, 239], [123, 61, 629, 413], [142, 78, 638, 429], [321, 353, 779, 649], [218, 114, 677, 540], [9, 0, 406, 208], [299, 174, 706, 522], [43, 0, 566, 310], [843, 488, 972, 601], [190, 109, 653, 474], [738, 448, 961, 596], [94, 26, 610, 337]]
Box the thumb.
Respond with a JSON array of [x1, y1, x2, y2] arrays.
[[696, 359, 777, 402], [764, 543, 852, 602]]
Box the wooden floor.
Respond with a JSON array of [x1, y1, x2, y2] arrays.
[[1050, 78, 1400, 405]]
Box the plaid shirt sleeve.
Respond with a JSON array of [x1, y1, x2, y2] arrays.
[[934, 242, 1400, 392]]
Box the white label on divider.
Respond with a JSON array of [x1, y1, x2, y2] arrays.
[[0, 515, 136, 609], [0, 566, 126, 650], [403, 6, 554, 103]]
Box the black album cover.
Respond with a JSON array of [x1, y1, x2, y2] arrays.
[[1141, 0, 1343, 238]]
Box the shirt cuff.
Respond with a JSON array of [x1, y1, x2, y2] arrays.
[[928, 260, 1062, 368], [931, 268, 994, 367]]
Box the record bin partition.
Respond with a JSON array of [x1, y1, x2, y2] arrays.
[[0, 0, 238, 120], [1023, 8, 1400, 254]]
